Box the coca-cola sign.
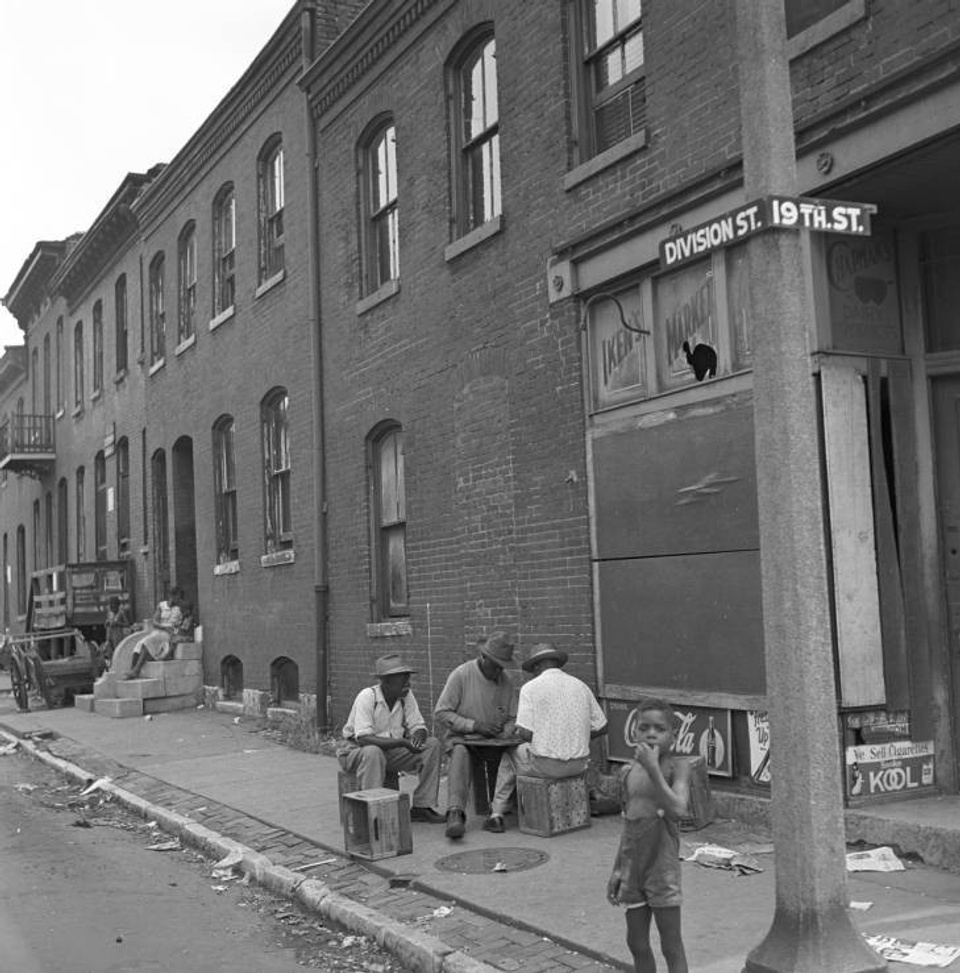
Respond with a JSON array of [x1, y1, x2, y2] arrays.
[[605, 700, 733, 777]]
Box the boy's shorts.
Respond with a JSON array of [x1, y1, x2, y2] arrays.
[[616, 815, 682, 909]]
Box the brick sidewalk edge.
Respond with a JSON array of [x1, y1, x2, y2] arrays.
[[2, 730, 503, 973]]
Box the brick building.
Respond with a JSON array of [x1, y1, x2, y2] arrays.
[[4, 0, 960, 800]]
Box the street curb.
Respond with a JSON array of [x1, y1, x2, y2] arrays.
[[2, 731, 503, 973]]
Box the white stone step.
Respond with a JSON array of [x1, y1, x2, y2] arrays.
[[95, 697, 143, 718], [115, 678, 164, 699], [143, 692, 202, 714]]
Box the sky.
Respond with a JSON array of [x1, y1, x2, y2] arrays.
[[0, 0, 296, 349]]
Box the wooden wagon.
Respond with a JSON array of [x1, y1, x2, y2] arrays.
[[0, 561, 134, 711]]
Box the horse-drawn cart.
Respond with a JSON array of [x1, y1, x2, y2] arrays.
[[1, 560, 134, 712], [1, 629, 105, 711]]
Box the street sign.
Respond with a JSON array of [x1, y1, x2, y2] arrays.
[[659, 195, 877, 271]]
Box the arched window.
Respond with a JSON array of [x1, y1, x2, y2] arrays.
[[270, 656, 298, 706], [116, 438, 130, 556], [31, 347, 39, 413], [32, 500, 41, 573], [57, 478, 69, 565], [45, 491, 53, 567], [149, 253, 166, 364], [258, 138, 285, 282], [56, 317, 64, 412], [95, 451, 107, 560], [369, 423, 407, 618], [43, 333, 51, 415], [92, 299, 104, 393], [75, 467, 86, 561], [16, 526, 26, 616], [451, 30, 501, 235], [2, 533, 8, 627], [213, 415, 238, 562], [213, 184, 236, 315], [220, 655, 243, 700], [178, 222, 197, 344], [261, 389, 292, 553], [115, 274, 128, 373], [360, 119, 399, 294], [73, 321, 84, 408]]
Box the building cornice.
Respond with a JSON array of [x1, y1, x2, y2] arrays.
[[53, 171, 157, 309], [301, 0, 447, 120], [2, 240, 72, 330], [0, 347, 27, 396], [133, 9, 302, 231]]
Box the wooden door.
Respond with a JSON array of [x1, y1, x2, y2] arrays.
[[931, 376, 960, 769]]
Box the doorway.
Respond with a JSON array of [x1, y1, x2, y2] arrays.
[[931, 377, 960, 784], [171, 436, 199, 615]]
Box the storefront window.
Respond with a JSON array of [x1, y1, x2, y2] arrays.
[[586, 252, 751, 411], [588, 285, 647, 410], [653, 259, 718, 391]]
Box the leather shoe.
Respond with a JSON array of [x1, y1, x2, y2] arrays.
[[445, 809, 466, 839], [482, 814, 505, 833], [410, 807, 445, 824]]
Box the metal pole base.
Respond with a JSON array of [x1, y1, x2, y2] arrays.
[[743, 906, 887, 973]]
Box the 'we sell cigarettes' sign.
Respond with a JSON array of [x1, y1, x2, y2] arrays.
[[845, 740, 935, 802]]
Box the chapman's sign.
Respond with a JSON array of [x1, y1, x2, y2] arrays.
[[659, 196, 877, 270]]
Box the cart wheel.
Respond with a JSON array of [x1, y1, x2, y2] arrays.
[[9, 654, 29, 712], [28, 655, 55, 709]]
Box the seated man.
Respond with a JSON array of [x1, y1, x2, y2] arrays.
[[485, 642, 607, 833], [434, 632, 518, 839], [336, 653, 445, 824]]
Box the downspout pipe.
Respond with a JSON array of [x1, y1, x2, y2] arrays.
[[301, 0, 330, 730]]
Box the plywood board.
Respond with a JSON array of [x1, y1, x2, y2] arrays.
[[592, 396, 759, 560], [821, 362, 885, 707]]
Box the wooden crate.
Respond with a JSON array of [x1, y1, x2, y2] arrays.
[[517, 774, 591, 837], [678, 755, 715, 831], [337, 769, 399, 824], [342, 788, 412, 860]]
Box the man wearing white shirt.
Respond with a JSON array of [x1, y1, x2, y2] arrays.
[[337, 653, 445, 823], [484, 643, 607, 833]]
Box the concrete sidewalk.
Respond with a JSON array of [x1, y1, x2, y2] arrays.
[[1, 703, 959, 973]]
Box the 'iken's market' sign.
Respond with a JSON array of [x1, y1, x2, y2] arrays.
[[659, 195, 877, 270]]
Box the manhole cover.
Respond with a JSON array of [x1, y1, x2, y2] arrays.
[[435, 847, 550, 874]]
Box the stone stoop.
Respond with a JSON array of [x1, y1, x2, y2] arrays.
[[115, 678, 164, 700], [84, 641, 203, 718], [94, 697, 143, 718]]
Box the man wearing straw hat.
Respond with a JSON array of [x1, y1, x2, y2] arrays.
[[434, 632, 518, 839], [337, 653, 445, 823], [483, 642, 607, 833]]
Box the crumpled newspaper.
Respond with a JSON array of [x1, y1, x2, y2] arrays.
[[683, 843, 763, 875]]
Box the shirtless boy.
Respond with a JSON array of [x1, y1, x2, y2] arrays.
[[607, 699, 691, 973]]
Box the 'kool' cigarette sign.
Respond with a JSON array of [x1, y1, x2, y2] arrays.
[[845, 740, 935, 801], [659, 196, 877, 271]]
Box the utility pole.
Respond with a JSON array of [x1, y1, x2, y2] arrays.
[[733, 3, 886, 971]]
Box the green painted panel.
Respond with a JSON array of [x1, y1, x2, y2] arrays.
[[599, 551, 765, 696]]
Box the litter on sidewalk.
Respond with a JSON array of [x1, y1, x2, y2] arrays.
[[212, 849, 244, 879], [846, 846, 905, 872], [146, 838, 181, 851], [865, 933, 960, 967], [682, 842, 763, 875]]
